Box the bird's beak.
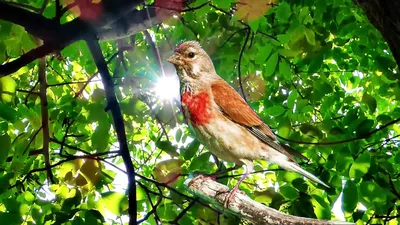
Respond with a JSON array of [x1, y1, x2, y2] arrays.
[[167, 54, 180, 65]]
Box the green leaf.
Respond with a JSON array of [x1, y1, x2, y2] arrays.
[[175, 128, 183, 142], [23, 191, 35, 204], [156, 140, 179, 157], [0, 21, 12, 39], [213, 0, 232, 10], [0, 173, 12, 194], [136, 185, 146, 201], [267, 106, 286, 116], [183, 139, 200, 160], [264, 53, 279, 77], [289, 194, 316, 218], [356, 119, 374, 136], [299, 124, 323, 139], [342, 181, 358, 213], [84, 210, 105, 223], [311, 195, 331, 220], [275, 2, 291, 23], [91, 122, 110, 153], [189, 152, 211, 171], [255, 44, 273, 64], [0, 134, 11, 165], [279, 185, 299, 200], [100, 191, 126, 216], [360, 181, 387, 203], [305, 28, 316, 45], [278, 119, 291, 137], [87, 103, 107, 122], [287, 91, 298, 109], [0, 121, 8, 135], [278, 48, 302, 58], [157, 204, 178, 221], [279, 60, 291, 77], [248, 18, 260, 33], [362, 93, 377, 113], [349, 152, 370, 179], [0, 42, 5, 64], [0, 102, 18, 122]]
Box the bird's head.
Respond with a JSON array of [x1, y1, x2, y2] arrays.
[[168, 41, 218, 86]]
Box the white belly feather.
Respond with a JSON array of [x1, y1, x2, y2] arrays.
[[191, 116, 266, 165]]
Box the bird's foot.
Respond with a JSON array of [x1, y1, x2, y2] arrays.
[[223, 187, 239, 208]]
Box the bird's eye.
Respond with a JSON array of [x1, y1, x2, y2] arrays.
[[188, 52, 195, 58]]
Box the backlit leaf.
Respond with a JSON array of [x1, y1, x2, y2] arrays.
[[0, 76, 17, 103], [305, 28, 316, 45], [100, 191, 126, 216], [91, 122, 110, 153], [349, 152, 370, 179]]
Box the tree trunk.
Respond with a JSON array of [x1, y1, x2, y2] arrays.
[[354, 0, 400, 67]]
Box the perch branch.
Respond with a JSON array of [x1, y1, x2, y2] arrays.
[[186, 176, 354, 225]]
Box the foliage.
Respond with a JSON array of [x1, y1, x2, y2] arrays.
[[0, 0, 399, 224]]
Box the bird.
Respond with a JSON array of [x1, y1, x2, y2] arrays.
[[167, 41, 329, 207]]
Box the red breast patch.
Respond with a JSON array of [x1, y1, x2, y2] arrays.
[[181, 91, 212, 126]]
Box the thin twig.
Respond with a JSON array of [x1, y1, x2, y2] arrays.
[[169, 199, 198, 224], [238, 28, 251, 102], [23, 126, 43, 155], [220, 28, 247, 49], [277, 117, 400, 146]]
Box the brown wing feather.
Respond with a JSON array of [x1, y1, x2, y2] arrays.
[[211, 80, 274, 136], [211, 80, 297, 162]]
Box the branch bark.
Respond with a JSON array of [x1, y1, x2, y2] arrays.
[[0, 1, 169, 77], [86, 37, 137, 224], [353, 0, 400, 67], [38, 56, 54, 184], [186, 176, 354, 225]]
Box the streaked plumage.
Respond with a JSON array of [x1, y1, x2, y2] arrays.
[[168, 41, 329, 206]]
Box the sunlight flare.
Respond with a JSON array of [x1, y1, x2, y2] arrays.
[[154, 75, 180, 101]]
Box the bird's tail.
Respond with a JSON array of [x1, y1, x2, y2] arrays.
[[278, 161, 330, 188]]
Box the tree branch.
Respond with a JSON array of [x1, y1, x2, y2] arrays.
[[38, 56, 54, 183], [0, 1, 59, 40], [0, 43, 59, 77], [0, 1, 174, 76], [86, 37, 137, 224], [186, 176, 354, 225]]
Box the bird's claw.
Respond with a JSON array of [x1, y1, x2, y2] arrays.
[[223, 188, 238, 208]]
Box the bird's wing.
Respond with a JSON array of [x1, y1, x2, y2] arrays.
[[211, 80, 296, 162]]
